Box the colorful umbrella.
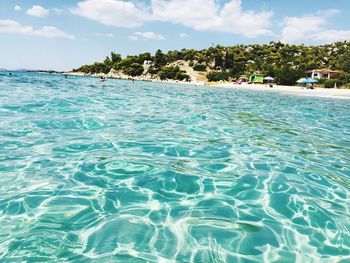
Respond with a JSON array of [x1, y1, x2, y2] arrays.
[[297, 78, 318, 84]]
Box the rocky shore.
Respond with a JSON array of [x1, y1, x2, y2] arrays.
[[65, 68, 207, 85]]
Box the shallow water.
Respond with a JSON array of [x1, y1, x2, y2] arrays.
[[0, 72, 350, 262]]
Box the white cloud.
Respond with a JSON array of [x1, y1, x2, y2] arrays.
[[71, 0, 148, 28], [71, 0, 273, 37], [26, 5, 50, 18], [179, 33, 189, 38], [152, 0, 273, 37], [281, 15, 325, 43], [130, 31, 165, 40], [151, 0, 217, 28], [0, 19, 75, 39], [36, 26, 75, 39], [0, 20, 32, 35], [281, 9, 350, 43], [14, 5, 22, 11]]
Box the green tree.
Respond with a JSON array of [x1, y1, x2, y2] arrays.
[[158, 66, 180, 80], [275, 65, 303, 86], [214, 54, 223, 69], [113, 56, 138, 70], [111, 52, 122, 64], [207, 71, 230, 81], [123, 63, 144, 76], [103, 56, 113, 72], [137, 52, 152, 64], [223, 52, 234, 70], [167, 50, 183, 62], [157, 66, 190, 81], [154, 49, 167, 69], [338, 51, 350, 73], [229, 62, 245, 77]]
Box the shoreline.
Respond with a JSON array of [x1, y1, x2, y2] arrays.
[[65, 72, 350, 100], [212, 83, 350, 100]]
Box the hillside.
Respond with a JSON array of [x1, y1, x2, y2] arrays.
[[73, 41, 350, 86]]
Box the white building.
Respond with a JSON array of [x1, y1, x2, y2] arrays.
[[307, 69, 342, 79]]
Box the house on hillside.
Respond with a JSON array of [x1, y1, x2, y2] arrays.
[[307, 69, 342, 79], [249, 73, 264, 84]]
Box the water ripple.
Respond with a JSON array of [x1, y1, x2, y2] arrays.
[[0, 72, 350, 262]]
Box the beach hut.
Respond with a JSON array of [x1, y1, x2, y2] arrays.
[[306, 69, 342, 79], [249, 73, 264, 84]]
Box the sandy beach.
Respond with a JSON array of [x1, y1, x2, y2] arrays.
[[208, 83, 350, 99]]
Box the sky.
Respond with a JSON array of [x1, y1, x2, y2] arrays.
[[0, 0, 350, 71]]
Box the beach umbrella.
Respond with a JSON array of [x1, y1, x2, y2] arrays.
[[297, 78, 318, 84], [304, 78, 318, 83], [264, 76, 274, 81]]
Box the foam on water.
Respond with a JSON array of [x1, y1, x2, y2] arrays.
[[0, 72, 350, 262]]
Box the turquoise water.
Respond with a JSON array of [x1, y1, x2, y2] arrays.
[[0, 72, 350, 262]]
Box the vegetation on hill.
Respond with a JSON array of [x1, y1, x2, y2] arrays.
[[157, 66, 190, 81], [193, 64, 207, 72], [73, 41, 350, 85]]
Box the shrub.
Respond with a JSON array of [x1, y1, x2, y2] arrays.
[[157, 66, 190, 81], [147, 66, 159, 75], [323, 79, 346, 89], [206, 71, 230, 82], [123, 63, 144, 76], [86, 62, 110, 74], [158, 66, 179, 80], [275, 65, 303, 86], [340, 72, 350, 82], [193, 64, 207, 71], [342, 83, 350, 89], [188, 61, 194, 67], [175, 71, 190, 81]]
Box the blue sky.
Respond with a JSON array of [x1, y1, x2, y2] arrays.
[[0, 0, 349, 70]]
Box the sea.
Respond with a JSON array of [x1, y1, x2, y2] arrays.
[[0, 71, 349, 262]]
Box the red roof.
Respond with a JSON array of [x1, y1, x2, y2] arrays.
[[306, 69, 342, 74]]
